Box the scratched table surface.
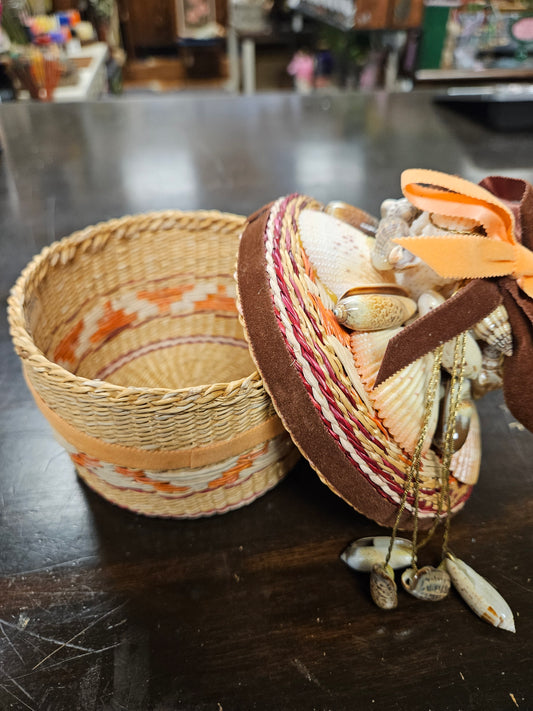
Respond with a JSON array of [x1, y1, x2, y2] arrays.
[[1, 92, 533, 711]]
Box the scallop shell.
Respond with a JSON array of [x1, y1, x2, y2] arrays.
[[401, 565, 451, 601], [370, 564, 398, 610], [445, 554, 515, 632], [334, 287, 417, 331], [450, 404, 481, 485], [473, 304, 513, 357], [351, 328, 440, 456], [380, 197, 419, 223], [471, 344, 504, 399], [298, 210, 395, 300], [371, 216, 411, 271], [341, 536, 414, 572], [325, 201, 379, 236]]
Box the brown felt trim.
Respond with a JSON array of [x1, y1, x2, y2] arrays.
[[237, 202, 427, 530], [375, 280, 503, 388]]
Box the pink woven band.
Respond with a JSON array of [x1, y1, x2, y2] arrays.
[[24, 370, 286, 470]]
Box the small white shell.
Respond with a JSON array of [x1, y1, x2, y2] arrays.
[[401, 565, 451, 601], [446, 554, 515, 632], [442, 333, 482, 380], [334, 290, 417, 331], [473, 304, 513, 357], [371, 216, 411, 271], [341, 536, 413, 572], [380, 197, 419, 223], [370, 564, 398, 610]]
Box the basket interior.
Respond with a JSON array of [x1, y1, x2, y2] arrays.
[[25, 220, 255, 390]]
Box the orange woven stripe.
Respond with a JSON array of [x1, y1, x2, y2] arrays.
[[24, 371, 285, 470]]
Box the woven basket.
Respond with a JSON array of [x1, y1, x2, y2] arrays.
[[8, 210, 299, 518]]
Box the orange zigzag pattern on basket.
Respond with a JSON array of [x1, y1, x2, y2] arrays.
[[53, 319, 85, 366], [208, 442, 269, 489], [194, 285, 236, 312], [136, 285, 195, 314], [115, 466, 191, 494], [90, 301, 137, 345]]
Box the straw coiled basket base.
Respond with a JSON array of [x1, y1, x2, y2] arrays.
[[8, 210, 298, 517]]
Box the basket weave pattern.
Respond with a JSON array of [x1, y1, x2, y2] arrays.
[[263, 195, 472, 520], [9, 210, 297, 517]]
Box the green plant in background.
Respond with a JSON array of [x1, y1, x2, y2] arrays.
[[319, 25, 371, 68], [1, 0, 31, 44]]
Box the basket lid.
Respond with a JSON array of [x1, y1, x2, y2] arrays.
[[236, 194, 474, 529]]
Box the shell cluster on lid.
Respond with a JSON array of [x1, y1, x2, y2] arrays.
[[298, 197, 513, 484]]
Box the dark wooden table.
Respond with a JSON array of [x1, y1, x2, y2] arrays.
[[1, 92, 533, 711]]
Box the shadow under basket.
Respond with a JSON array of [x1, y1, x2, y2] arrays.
[[8, 210, 299, 517]]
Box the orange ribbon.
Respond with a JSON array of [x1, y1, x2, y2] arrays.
[[393, 169, 533, 298]]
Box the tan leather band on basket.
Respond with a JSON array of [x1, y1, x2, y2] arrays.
[[24, 373, 286, 470]]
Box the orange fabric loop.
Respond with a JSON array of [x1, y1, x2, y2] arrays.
[[24, 372, 286, 471], [393, 169, 533, 298]]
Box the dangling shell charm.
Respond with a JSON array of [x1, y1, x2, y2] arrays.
[[370, 564, 398, 610], [334, 285, 417, 332], [401, 565, 451, 601], [341, 536, 414, 572], [445, 554, 516, 632]]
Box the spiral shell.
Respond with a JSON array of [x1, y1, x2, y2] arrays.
[[298, 209, 394, 299], [473, 304, 513, 357], [334, 286, 417, 332]]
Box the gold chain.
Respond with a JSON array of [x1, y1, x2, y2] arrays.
[[385, 344, 444, 570]]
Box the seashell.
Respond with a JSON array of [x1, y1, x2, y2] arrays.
[[410, 211, 479, 237], [418, 289, 445, 316], [351, 329, 440, 456], [380, 197, 419, 223], [445, 554, 516, 632], [341, 536, 413, 572], [434, 379, 473, 455], [401, 565, 451, 601], [298, 210, 395, 300], [371, 216, 411, 271], [473, 304, 513, 357], [450, 404, 481, 485], [471, 344, 504, 399], [325, 334, 375, 414], [334, 286, 417, 332], [325, 201, 379, 236], [394, 259, 458, 300], [370, 564, 398, 610], [388, 244, 419, 270], [442, 333, 482, 380]]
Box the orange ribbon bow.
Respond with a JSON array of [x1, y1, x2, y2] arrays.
[[393, 169, 533, 299], [375, 171, 533, 434]]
